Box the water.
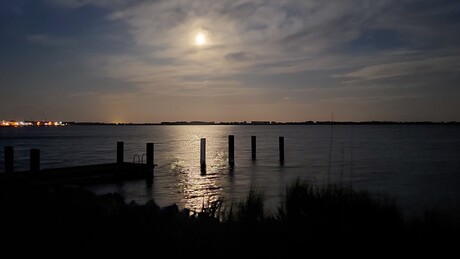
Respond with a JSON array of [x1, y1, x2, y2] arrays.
[[1, 125, 460, 219]]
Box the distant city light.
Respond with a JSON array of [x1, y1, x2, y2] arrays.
[[1, 120, 66, 127]]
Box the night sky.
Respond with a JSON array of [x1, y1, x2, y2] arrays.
[[1, 0, 460, 123]]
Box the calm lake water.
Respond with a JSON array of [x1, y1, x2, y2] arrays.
[[1, 125, 460, 219]]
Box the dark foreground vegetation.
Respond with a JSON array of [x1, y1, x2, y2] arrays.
[[1, 180, 458, 258]]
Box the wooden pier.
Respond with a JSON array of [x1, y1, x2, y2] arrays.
[[1, 142, 154, 186], [0, 162, 152, 186], [1, 135, 286, 186]]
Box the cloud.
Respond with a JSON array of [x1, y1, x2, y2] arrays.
[[110, 1, 394, 56], [45, 0, 460, 112], [94, 54, 259, 97], [95, 0, 402, 95], [26, 34, 73, 46], [45, 0, 129, 9], [225, 51, 257, 62], [337, 53, 460, 82], [43, 0, 460, 74]]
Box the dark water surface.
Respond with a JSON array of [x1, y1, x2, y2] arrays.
[[1, 125, 459, 219]]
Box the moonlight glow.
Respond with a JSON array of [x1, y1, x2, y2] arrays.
[[195, 32, 206, 46]]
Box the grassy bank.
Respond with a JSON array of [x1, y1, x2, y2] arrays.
[[0, 180, 458, 258]]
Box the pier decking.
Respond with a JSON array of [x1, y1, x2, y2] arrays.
[[1, 142, 154, 186], [0, 162, 153, 186]]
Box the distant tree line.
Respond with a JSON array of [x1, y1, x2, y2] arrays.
[[64, 121, 460, 126]]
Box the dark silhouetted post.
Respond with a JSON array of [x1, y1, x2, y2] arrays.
[[279, 137, 285, 165], [5, 146, 13, 173], [117, 141, 124, 164], [251, 136, 256, 160], [146, 142, 154, 169], [30, 149, 40, 172], [200, 138, 206, 171], [228, 135, 235, 167]]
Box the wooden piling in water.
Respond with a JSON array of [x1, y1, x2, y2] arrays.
[[279, 137, 285, 165], [200, 138, 206, 171], [117, 141, 124, 164], [228, 135, 235, 167], [251, 136, 256, 160], [30, 149, 40, 172], [4, 146, 13, 173], [146, 142, 154, 169]]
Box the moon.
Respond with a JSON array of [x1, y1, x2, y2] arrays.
[[195, 32, 206, 46]]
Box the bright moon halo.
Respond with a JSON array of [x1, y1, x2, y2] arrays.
[[195, 32, 206, 46]]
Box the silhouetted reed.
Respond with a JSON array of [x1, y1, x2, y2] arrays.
[[0, 179, 458, 258], [236, 185, 264, 226]]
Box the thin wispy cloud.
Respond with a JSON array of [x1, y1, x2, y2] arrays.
[[26, 34, 74, 46], [98, 1, 460, 91], [338, 53, 460, 82]]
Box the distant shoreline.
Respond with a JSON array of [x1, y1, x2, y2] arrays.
[[64, 121, 460, 126], [2, 120, 459, 127]]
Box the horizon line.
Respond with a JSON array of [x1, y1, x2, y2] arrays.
[[3, 119, 460, 126], [65, 120, 460, 125]]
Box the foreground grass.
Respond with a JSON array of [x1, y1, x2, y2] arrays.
[[0, 181, 458, 258]]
